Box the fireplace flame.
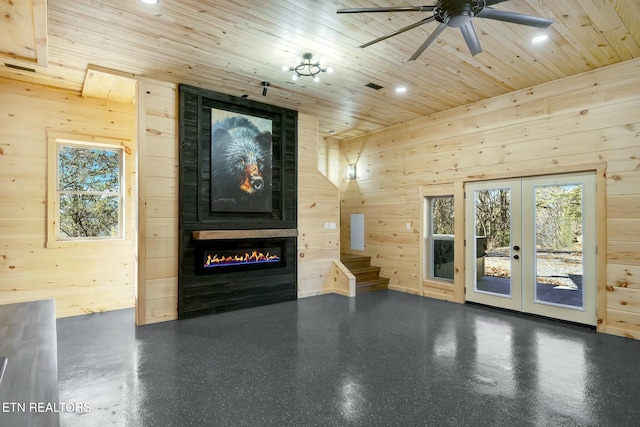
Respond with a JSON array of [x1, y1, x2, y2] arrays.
[[205, 250, 280, 268]]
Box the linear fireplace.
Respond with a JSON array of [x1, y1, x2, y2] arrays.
[[195, 238, 286, 275]]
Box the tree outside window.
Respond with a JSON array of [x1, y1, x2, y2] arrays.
[[56, 144, 123, 240], [428, 196, 455, 281]]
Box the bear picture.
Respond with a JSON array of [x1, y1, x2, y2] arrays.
[[210, 110, 273, 213]]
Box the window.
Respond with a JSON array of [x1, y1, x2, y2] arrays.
[[48, 135, 124, 246], [427, 196, 455, 281]]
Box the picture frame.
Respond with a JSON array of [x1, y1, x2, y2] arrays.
[[210, 109, 273, 213]]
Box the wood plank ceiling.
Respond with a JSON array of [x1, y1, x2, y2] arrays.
[[1, 0, 639, 139]]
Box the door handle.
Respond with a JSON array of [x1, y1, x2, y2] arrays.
[[513, 254, 520, 260], [513, 245, 520, 251]]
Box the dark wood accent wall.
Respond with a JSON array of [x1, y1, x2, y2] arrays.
[[178, 84, 298, 319]]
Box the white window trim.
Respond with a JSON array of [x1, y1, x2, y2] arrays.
[[419, 183, 460, 299], [46, 132, 130, 249]]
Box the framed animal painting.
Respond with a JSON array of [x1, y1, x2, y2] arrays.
[[210, 109, 273, 213]]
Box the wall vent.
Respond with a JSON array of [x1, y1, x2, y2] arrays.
[[4, 63, 36, 73], [365, 82, 383, 90]]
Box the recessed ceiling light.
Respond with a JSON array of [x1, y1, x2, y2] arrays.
[[532, 34, 548, 43], [141, 0, 159, 4], [396, 86, 407, 94]]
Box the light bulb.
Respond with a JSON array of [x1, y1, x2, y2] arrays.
[[292, 74, 298, 81], [314, 76, 320, 82], [532, 34, 548, 43], [282, 65, 289, 71], [326, 67, 333, 74]]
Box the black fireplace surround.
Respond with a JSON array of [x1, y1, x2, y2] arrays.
[[178, 85, 298, 319]]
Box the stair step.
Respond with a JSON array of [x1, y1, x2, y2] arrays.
[[349, 266, 382, 282], [340, 253, 389, 295], [340, 254, 372, 269], [356, 278, 390, 294]]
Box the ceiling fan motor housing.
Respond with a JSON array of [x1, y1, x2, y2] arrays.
[[436, 0, 485, 27]]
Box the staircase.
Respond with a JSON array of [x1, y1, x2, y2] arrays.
[[340, 254, 389, 294]]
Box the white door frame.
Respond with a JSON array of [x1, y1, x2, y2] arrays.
[[521, 173, 597, 325], [465, 172, 597, 326], [465, 178, 522, 311]]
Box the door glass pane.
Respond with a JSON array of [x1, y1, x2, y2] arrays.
[[475, 189, 512, 296], [533, 184, 584, 309]]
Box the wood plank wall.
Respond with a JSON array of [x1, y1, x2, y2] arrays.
[[0, 77, 136, 317], [339, 58, 640, 339], [297, 115, 341, 297], [137, 79, 179, 325], [137, 83, 341, 324]]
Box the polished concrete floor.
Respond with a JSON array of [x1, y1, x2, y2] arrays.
[[57, 291, 640, 426]]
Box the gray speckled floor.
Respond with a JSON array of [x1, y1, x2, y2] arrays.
[[57, 291, 640, 426]]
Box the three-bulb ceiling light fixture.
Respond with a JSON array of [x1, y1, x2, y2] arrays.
[[282, 53, 333, 82]]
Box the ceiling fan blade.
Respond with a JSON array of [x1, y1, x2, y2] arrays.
[[485, 0, 511, 6], [409, 22, 448, 61], [476, 8, 553, 28], [460, 21, 482, 56], [360, 16, 436, 48], [337, 6, 436, 14]]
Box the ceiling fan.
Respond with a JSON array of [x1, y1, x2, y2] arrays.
[[337, 0, 553, 60]]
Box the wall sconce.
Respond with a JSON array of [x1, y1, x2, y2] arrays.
[[345, 164, 357, 180]]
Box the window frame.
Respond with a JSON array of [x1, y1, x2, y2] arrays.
[[419, 183, 464, 301], [47, 133, 127, 248]]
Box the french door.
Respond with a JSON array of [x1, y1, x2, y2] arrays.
[[465, 172, 596, 325]]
